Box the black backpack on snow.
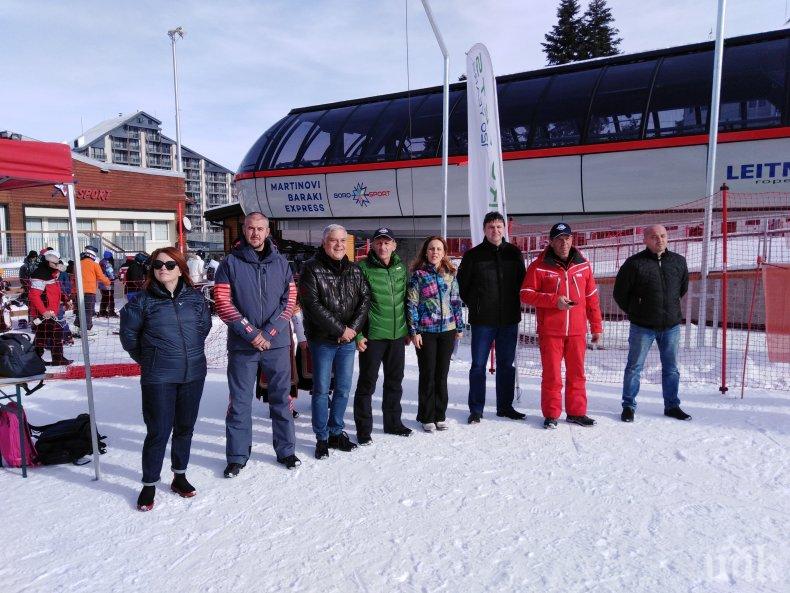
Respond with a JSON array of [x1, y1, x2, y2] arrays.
[[30, 414, 107, 465], [0, 333, 46, 379]]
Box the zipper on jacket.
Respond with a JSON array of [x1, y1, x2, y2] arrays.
[[257, 266, 264, 330], [388, 266, 396, 338], [564, 269, 570, 336], [436, 270, 445, 333], [172, 295, 189, 383]]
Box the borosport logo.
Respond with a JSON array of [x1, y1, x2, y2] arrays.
[[333, 182, 391, 207]]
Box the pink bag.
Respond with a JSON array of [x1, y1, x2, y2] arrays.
[[0, 402, 39, 468]]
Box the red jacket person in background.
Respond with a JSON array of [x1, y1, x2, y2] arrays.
[[521, 223, 603, 429]]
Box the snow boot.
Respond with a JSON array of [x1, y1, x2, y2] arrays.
[[276, 454, 302, 469], [223, 462, 244, 478], [136, 485, 155, 512], [467, 413, 481, 424], [315, 440, 329, 460], [435, 421, 448, 431], [566, 415, 596, 427], [384, 425, 412, 437], [171, 474, 197, 498], [327, 431, 357, 452], [358, 435, 373, 446], [496, 408, 526, 420], [621, 407, 635, 422], [543, 417, 558, 429], [422, 423, 435, 432], [664, 407, 692, 421]]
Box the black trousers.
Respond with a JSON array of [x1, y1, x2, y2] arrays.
[[99, 287, 115, 315], [354, 338, 406, 438], [415, 331, 456, 424]]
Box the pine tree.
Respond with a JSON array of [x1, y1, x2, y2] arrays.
[[542, 0, 584, 65], [580, 0, 621, 59]]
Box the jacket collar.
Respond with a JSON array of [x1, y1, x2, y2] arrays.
[[641, 248, 671, 261], [232, 237, 278, 265], [316, 248, 349, 274], [147, 277, 185, 299], [543, 246, 585, 268], [482, 237, 508, 251], [366, 251, 401, 269]]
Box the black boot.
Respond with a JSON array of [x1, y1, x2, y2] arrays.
[[327, 431, 358, 452], [566, 415, 596, 427], [171, 474, 196, 497], [315, 440, 329, 460], [136, 485, 155, 511], [47, 346, 73, 367], [664, 407, 692, 421]]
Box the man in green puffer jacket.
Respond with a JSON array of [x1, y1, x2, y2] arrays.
[[353, 227, 413, 443]]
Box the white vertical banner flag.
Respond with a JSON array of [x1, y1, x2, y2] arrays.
[[466, 43, 508, 245]]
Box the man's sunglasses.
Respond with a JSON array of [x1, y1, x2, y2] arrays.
[[152, 260, 178, 271]]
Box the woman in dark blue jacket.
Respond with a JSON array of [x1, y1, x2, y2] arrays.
[[120, 246, 211, 512]]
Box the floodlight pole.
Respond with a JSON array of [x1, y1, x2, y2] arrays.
[[420, 0, 449, 239], [168, 26, 185, 174], [697, 0, 726, 347]]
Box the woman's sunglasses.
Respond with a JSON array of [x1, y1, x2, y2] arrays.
[[152, 260, 178, 271]]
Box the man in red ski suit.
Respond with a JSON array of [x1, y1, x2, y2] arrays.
[[521, 223, 603, 428]]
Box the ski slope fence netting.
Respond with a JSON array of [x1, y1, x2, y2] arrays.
[[0, 191, 787, 394], [509, 190, 790, 394]]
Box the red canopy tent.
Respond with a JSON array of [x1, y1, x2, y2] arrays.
[[0, 137, 102, 480], [0, 138, 73, 189]]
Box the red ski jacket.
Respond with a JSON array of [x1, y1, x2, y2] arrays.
[[520, 247, 603, 337]]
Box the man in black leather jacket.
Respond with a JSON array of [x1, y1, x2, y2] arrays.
[[614, 224, 692, 423], [299, 224, 370, 460], [457, 211, 527, 424]]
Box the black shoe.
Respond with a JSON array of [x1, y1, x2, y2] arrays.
[[664, 407, 692, 421], [621, 407, 635, 422], [315, 440, 329, 460], [292, 409, 300, 419], [46, 357, 73, 367], [384, 426, 412, 437], [566, 415, 596, 427], [496, 408, 526, 420], [136, 485, 155, 511], [467, 413, 481, 424], [223, 462, 244, 478], [358, 435, 373, 446], [327, 431, 358, 452], [276, 454, 302, 469], [171, 474, 196, 498], [543, 417, 558, 429]]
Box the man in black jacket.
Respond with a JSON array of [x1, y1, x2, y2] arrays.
[[613, 224, 692, 422], [300, 224, 371, 460], [457, 211, 527, 424]]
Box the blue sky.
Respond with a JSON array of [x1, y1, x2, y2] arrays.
[[1, 0, 785, 170]]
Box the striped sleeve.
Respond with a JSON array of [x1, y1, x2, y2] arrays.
[[262, 279, 297, 339], [214, 260, 261, 344]]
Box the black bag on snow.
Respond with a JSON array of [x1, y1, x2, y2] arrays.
[[30, 414, 107, 465], [0, 333, 46, 379]]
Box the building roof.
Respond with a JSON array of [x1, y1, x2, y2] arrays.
[[73, 110, 161, 150], [204, 201, 242, 221]]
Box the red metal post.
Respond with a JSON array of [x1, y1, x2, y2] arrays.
[[177, 201, 185, 254], [720, 183, 729, 394]]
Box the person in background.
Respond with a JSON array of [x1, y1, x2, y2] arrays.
[[457, 211, 527, 425], [521, 223, 603, 429], [123, 252, 149, 304], [299, 224, 370, 460], [120, 247, 211, 512], [29, 250, 72, 366], [73, 245, 110, 337], [187, 251, 205, 284], [613, 224, 692, 423], [353, 227, 412, 445], [98, 250, 117, 318], [19, 250, 40, 304], [214, 212, 300, 474], [406, 236, 464, 433]]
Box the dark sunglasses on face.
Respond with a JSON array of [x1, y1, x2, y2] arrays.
[[152, 260, 178, 270]]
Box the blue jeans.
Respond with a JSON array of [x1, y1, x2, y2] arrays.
[[310, 339, 356, 441], [468, 324, 519, 415], [141, 378, 205, 484], [622, 323, 681, 410]]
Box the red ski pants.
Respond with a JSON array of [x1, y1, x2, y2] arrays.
[[538, 334, 588, 418]]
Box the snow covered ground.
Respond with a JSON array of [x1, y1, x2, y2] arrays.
[[2, 346, 788, 593]]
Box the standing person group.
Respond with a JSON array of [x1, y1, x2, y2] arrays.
[[73, 245, 110, 337], [118, 212, 694, 513]]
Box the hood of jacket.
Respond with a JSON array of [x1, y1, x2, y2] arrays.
[[229, 237, 280, 266]]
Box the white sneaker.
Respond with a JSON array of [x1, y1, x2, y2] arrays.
[[435, 421, 448, 431], [422, 423, 435, 433]]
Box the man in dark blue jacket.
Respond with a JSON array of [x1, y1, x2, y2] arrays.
[[214, 213, 299, 473]]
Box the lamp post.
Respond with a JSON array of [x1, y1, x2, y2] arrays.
[[167, 27, 185, 174]]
